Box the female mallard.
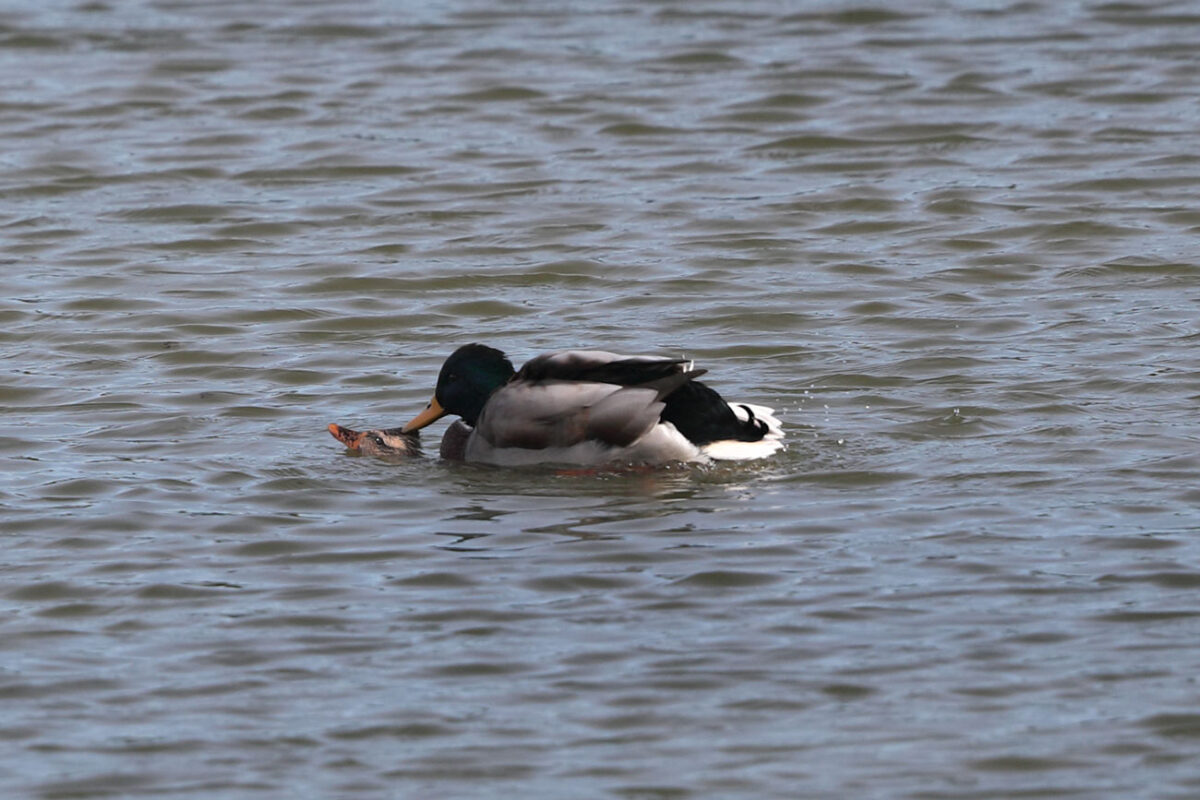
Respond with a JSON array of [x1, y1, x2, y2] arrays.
[[329, 420, 471, 460], [401, 344, 784, 466], [328, 423, 421, 457]]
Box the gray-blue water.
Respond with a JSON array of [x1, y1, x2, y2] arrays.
[[3, 2, 1200, 797]]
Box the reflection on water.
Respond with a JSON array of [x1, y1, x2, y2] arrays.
[[3, 0, 1200, 797]]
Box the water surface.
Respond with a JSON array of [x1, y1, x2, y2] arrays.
[[3, 1, 1200, 797]]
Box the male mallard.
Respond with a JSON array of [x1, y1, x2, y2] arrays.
[[401, 344, 784, 466]]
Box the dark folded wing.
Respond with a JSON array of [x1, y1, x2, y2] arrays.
[[517, 350, 707, 387]]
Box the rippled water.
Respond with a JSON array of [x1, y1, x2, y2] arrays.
[[4, 1, 1200, 797]]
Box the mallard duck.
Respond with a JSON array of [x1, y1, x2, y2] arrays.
[[328, 421, 471, 460], [400, 344, 784, 466], [328, 423, 421, 457]]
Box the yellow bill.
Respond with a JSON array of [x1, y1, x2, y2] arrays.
[[401, 396, 447, 433]]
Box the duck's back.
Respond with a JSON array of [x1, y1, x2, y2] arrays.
[[516, 350, 701, 386]]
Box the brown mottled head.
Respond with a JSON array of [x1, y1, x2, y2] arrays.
[[328, 423, 421, 457]]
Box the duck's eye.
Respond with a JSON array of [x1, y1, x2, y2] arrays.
[[371, 434, 384, 444]]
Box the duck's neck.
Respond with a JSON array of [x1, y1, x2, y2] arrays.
[[457, 392, 488, 427]]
